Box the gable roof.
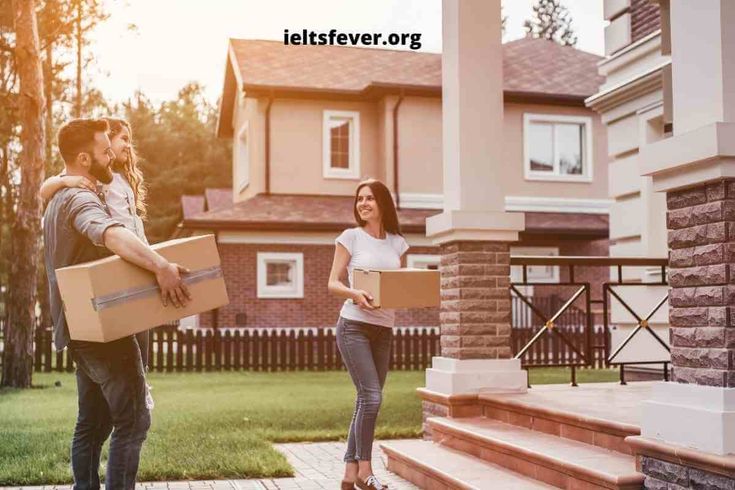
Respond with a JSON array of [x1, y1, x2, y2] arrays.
[[218, 37, 603, 137]]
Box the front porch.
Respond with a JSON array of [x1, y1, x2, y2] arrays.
[[382, 381, 734, 489]]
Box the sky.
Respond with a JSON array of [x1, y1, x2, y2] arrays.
[[91, 0, 605, 105]]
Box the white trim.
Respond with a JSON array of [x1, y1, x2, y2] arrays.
[[398, 194, 612, 214], [407, 254, 440, 269], [257, 252, 304, 299], [504, 196, 613, 214], [399, 193, 443, 210], [236, 122, 250, 193], [523, 113, 594, 183], [598, 29, 661, 68], [322, 110, 360, 180], [586, 60, 669, 110], [218, 231, 436, 247]]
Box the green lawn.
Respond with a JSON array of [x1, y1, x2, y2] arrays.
[[0, 367, 618, 485]]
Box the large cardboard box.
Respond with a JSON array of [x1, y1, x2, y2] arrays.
[[56, 234, 229, 343], [353, 268, 440, 309]]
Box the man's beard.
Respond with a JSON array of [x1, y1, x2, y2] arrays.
[[89, 154, 114, 184]]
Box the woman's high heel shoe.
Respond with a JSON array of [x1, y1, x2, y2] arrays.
[[341, 480, 356, 490]]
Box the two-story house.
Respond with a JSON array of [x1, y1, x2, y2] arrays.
[[177, 37, 610, 329]]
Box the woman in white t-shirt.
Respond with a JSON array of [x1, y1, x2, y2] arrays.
[[328, 179, 409, 490]]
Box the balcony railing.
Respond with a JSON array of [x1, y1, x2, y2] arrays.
[[511, 256, 670, 386]]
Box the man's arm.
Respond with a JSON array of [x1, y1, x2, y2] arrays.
[[103, 226, 191, 308], [68, 191, 191, 308]]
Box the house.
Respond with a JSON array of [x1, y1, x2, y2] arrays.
[[586, 0, 671, 366], [176, 37, 610, 329]]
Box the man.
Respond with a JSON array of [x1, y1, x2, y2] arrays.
[[43, 118, 190, 489]]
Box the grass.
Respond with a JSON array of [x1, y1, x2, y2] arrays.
[[0, 367, 619, 485]]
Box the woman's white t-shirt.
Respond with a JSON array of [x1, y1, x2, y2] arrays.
[[336, 227, 409, 328]]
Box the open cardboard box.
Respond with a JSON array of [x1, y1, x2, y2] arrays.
[[56, 234, 229, 343]]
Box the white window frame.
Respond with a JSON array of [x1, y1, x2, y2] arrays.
[[323, 110, 360, 179], [523, 113, 593, 183], [257, 252, 304, 299], [407, 254, 440, 270], [236, 122, 250, 193], [510, 247, 560, 284]]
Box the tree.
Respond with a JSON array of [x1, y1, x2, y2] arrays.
[[2, 0, 46, 388], [523, 0, 577, 47], [124, 83, 232, 244]]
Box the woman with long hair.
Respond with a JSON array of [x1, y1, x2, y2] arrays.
[[40, 117, 151, 373], [328, 179, 409, 490]]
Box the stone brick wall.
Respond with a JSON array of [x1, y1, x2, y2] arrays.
[[666, 179, 735, 387], [439, 241, 512, 359], [641, 455, 735, 489], [631, 0, 661, 43]]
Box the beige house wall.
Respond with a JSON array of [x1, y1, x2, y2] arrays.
[[397, 96, 443, 196], [230, 95, 609, 211], [501, 103, 608, 200], [269, 99, 381, 195], [233, 93, 266, 203]]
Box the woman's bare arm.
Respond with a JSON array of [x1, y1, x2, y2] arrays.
[[327, 243, 375, 310]]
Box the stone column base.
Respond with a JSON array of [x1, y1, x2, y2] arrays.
[[642, 381, 735, 455], [425, 356, 528, 395]]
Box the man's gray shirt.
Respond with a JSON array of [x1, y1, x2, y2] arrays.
[[43, 187, 123, 350]]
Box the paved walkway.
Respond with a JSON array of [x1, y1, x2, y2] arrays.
[[2, 440, 419, 490]]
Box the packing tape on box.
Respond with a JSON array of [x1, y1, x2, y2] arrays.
[[90, 265, 223, 311]]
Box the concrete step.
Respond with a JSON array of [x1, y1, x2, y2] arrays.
[[430, 417, 644, 489], [380, 439, 557, 490], [479, 387, 642, 455]]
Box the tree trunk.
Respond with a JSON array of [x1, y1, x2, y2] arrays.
[[74, 0, 82, 118], [38, 28, 53, 333], [2, 0, 46, 388]]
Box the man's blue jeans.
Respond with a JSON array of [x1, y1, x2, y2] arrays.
[[336, 317, 393, 462], [69, 336, 151, 490]]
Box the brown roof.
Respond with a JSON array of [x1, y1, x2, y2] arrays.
[[181, 195, 205, 219], [182, 194, 607, 237], [205, 188, 233, 211], [229, 37, 603, 99]]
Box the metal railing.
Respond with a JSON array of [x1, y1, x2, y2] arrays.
[[511, 256, 670, 386]]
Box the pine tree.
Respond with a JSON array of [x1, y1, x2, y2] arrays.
[[2, 0, 46, 388], [523, 0, 577, 47]]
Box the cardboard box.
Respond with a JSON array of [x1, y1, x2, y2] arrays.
[[56, 234, 229, 343], [353, 268, 440, 309]]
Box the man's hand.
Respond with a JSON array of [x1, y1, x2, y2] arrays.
[[155, 262, 192, 308]]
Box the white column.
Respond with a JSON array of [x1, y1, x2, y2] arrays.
[[424, 0, 526, 396], [426, 0, 525, 243], [640, 0, 735, 455]]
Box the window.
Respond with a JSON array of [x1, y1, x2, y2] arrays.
[[523, 114, 593, 182], [257, 252, 304, 298], [510, 247, 560, 284], [236, 122, 249, 192], [323, 110, 360, 179], [407, 254, 440, 270]]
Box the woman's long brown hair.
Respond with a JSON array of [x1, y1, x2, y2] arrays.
[[104, 117, 147, 219], [353, 179, 402, 236]]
